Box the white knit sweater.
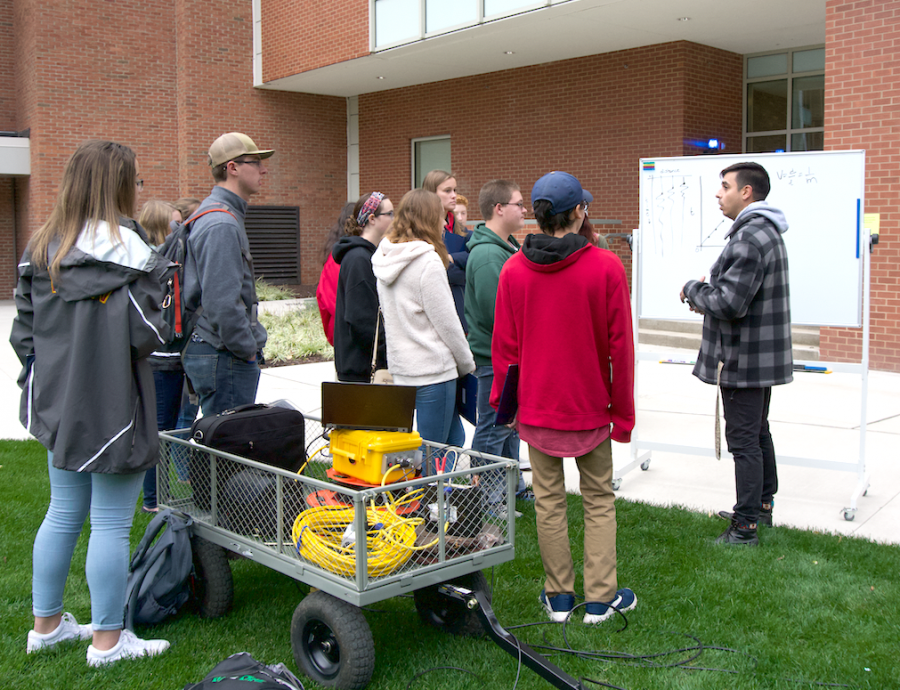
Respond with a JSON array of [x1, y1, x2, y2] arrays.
[[372, 238, 475, 386]]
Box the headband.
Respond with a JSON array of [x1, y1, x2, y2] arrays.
[[357, 192, 385, 227]]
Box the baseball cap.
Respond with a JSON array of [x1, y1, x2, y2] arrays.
[[531, 171, 593, 215], [208, 132, 275, 167]]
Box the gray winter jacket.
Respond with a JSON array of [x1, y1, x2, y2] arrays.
[[10, 219, 173, 473], [182, 186, 267, 361]]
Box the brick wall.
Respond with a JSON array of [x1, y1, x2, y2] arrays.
[[261, 0, 369, 83], [823, 0, 900, 371], [357, 41, 742, 285], [10, 0, 347, 293], [13, 0, 180, 278], [0, 0, 13, 130], [682, 43, 744, 156], [176, 0, 348, 285]]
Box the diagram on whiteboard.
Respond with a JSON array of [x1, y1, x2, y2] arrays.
[[638, 152, 864, 327], [641, 173, 732, 256]]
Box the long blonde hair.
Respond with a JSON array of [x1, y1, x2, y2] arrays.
[[386, 189, 449, 268], [30, 140, 138, 276], [422, 169, 466, 237], [139, 200, 176, 246]]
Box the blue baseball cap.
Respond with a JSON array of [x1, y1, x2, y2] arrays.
[[531, 171, 593, 215]]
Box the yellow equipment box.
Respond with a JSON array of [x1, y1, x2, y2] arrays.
[[330, 429, 422, 485]]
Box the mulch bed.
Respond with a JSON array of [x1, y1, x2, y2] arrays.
[[260, 354, 334, 369]]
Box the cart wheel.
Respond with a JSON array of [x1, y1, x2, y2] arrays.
[[191, 536, 233, 618], [413, 571, 490, 638], [640, 459, 651, 471], [611, 478, 622, 491], [291, 591, 374, 690], [843, 510, 856, 522]]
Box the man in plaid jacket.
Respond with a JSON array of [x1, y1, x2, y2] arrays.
[[680, 162, 792, 546]]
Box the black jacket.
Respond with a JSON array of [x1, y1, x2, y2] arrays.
[[332, 236, 386, 382]]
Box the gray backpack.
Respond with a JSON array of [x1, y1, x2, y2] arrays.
[[124, 509, 194, 629]]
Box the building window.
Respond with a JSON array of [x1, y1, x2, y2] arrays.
[[374, 0, 546, 50], [412, 136, 451, 188], [744, 46, 824, 153]]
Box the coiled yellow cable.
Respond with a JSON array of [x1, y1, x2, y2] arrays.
[[291, 467, 447, 577]]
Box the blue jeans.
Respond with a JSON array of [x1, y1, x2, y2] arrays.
[[177, 380, 199, 431], [182, 338, 260, 418], [33, 453, 144, 629], [416, 380, 465, 475], [143, 369, 185, 508], [471, 365, 526, 503], [174, 380, 200, 481]]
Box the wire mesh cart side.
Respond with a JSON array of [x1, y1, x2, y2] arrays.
[[157, 418, 518, 690]]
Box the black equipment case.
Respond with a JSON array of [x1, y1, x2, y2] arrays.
[[189, 402, 306, 511]]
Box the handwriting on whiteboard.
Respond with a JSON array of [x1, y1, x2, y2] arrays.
[[775, 168, 818, 185]]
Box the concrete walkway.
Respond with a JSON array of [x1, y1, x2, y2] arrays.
[[1, 301, 897, 545]]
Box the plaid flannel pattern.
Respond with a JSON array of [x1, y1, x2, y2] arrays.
[[684, 213, 793, 388]]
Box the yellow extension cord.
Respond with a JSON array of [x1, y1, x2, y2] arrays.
[[291, 464, 446, 577]]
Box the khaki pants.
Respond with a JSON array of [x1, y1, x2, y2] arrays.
[[529, 438, 617, 603]]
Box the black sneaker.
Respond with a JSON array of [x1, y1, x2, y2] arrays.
[[717, 503, 773, 527], [716, 522, 759, 546]]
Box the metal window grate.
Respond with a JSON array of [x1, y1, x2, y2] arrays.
[[246, 205, 300, 283]]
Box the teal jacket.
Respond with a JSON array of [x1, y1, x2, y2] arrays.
[[464, 223, 520, 366]]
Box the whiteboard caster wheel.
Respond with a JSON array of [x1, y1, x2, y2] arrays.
[[640, 460, 651, 471], [863, 489, 868, 496], [611, 478, 622, 491], [843, 509, 856, 522]]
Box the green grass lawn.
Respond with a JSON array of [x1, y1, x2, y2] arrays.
[[2, 438, 898, 690]]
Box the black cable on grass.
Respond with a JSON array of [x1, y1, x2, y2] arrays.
[[305, 429, 329, 458], [511, 632, 523, 690], [404, 666, 481, 689]]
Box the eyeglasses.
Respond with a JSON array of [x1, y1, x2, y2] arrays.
[[233, 159, 262, 167], [499, 201, 526, 209], [136, 179, 144, 190], [374, 211, 394, 218]]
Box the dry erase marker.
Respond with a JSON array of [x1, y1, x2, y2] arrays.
[[660, 359, 695, 365]]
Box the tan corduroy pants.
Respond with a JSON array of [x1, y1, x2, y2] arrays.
[[528, 438, 617, 603]]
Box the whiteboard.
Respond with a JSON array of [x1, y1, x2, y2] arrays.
[[638, 150, 865, 327]]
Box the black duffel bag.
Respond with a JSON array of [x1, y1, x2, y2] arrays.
[[183, 652, 304, 690], [189, 403, 306, 511]]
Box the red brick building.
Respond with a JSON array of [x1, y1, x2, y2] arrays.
[[1, 0, 897, 371]]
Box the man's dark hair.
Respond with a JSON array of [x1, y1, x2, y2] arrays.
[[533, 199, 582, 235], [478, 179, 519, 220], [720, 162, 770, 201], [211, 161, 228, 183]]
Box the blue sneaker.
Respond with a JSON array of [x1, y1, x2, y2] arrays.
[[583, 588, 637, 624], [539, 589, 575, 622]]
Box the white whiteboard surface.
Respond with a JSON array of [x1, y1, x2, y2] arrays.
[[638, 151, 865, 327]]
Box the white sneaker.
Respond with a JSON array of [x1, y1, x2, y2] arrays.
[[27, 612, 92, 653], [86, 629, 170, 666]]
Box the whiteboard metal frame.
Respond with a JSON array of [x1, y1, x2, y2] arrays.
[[637, 150, 865, 327], [621, 154, 871, 521]]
